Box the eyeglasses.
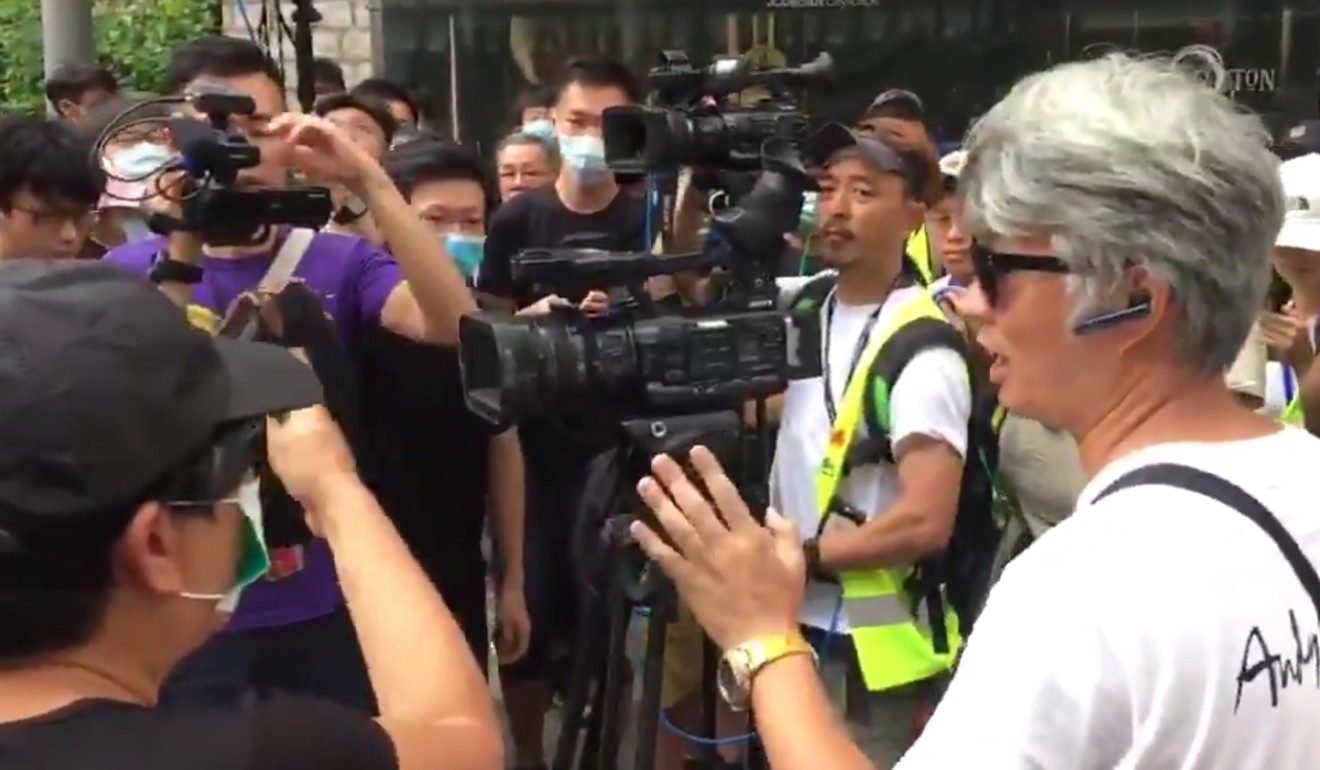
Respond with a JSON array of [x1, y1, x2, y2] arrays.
[[971, 243, 1071, 306]]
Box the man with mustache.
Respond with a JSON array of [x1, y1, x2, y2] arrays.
[[765, 124, 972, 766]]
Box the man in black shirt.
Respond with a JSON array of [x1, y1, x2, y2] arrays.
[[359, 139, 529, 670], [0, 261, 500, 770], [477, 55, 646, 770]]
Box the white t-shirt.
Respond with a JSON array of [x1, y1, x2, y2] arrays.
[[898, 428, 1320, 769], [771, 281, 971, 632]]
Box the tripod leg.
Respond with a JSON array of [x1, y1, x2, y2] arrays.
[[552, 586, 603, 770], [591, 579, 634, 770], [632, 595, 671, 770], [697, 638, 725, 769]]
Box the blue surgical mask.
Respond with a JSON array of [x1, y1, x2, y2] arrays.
[[108, 142, 174, 179], [445, 233, 486, 279], [558, 134, 610, 186], [521, 119, 556, 143]]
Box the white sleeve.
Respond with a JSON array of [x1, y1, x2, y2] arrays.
[[887, 347, 971, 459], [775, 270, 837, 308], [894, 542, 1121, 770]]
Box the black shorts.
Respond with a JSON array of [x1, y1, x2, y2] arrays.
[[498, 438, 595, 684]]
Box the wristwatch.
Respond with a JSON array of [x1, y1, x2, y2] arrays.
[[717, 632, 816, 711], [148, 252, 204, 285]]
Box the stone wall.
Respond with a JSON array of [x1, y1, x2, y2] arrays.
[[221, 0, 379, 102]]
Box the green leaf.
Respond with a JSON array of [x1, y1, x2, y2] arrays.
[[0, 0, 220, 113]]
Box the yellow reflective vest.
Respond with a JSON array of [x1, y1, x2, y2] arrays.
[[906, 224, 934, 285], [812, 289, 962, 692]]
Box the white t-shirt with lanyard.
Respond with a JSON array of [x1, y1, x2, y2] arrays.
[[771, 277, 972, 633], [898, 428, 1320, 769]]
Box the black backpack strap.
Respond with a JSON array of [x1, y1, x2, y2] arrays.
[[848, 317, 969, 467], [1094, 463, 1320, 620]]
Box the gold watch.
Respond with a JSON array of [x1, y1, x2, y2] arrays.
[[716, 632, 816, 711]]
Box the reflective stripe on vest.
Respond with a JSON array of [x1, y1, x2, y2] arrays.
[[813, 290, 962, 692], [906, 225, 933, 285]]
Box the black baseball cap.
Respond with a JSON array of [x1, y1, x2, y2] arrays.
[[805, 122, 911, 180], [862, 88, 925, 122], [0, 261, 321, 547]]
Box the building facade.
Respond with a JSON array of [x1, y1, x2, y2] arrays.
[[233, 0, 1320, 154]]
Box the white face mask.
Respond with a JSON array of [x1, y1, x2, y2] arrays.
[[178, 480, 270, 614]]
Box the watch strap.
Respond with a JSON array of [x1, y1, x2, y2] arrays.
[[148, 251, 204, 285], [743, 632, 815, 678]]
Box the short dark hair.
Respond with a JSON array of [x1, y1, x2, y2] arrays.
[[45, 63, 119, 112], [312, 56, 346, 91], [0, 116, 104, 211], [383, 139, 490, 204], [314, 92, 397, 145], [351, 78, 421, 124], [0, 504, 125, 661], [165, 36, 283, 95], [512, 86, 555, 117], [554, 56, 641, 104], [77, 94, 171, 142]]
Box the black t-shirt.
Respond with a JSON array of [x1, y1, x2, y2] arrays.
[[477, 186, 647, 459], [355, 324, 497, 580], [0, 696, 395, 770], [477, 185, 647, 310]]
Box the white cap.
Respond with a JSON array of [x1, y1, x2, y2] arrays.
[[939, 149, 967, 180], [1276, 153, 1320, 252]]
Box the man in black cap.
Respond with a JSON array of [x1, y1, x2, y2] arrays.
[[857, 88, 925, 136], [0, 261, 501, 770], [766, 124, 973, 766]]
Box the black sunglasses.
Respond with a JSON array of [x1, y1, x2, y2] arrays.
[[972, 244, 1071, 305]]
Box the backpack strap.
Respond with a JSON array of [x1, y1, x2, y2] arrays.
[[1093, 463, 1320, 621], [258, 227, 316, 293], [786, 272, 837, 314], [849, 317, 969, 466]]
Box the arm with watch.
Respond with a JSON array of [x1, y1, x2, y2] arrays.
[[631, 447, 879, 770]]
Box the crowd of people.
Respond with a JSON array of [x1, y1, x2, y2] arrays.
[[0, 32, 1317, 770]]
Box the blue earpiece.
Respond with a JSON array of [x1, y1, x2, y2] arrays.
[[1072, 297, 1152, 335]]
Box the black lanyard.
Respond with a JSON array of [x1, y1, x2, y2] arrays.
[[822, 287, 884, 425]]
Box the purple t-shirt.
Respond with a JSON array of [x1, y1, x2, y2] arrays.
[[103, 231, 402, 631]]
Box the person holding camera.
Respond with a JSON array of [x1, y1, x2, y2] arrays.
[[631, 53, 1320, 770], [476, 55, 644, 770], [102, 36, 478, 713], [0, 260, 500, 770]]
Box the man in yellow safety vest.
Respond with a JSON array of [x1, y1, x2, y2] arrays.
[[768, 123, 971, 766]]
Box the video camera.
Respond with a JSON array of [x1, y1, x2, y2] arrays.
[[456, 49, 834, 426], [457, 135, 821, 426], [94, 88, 333, 246], [601, 49, 834, 174]]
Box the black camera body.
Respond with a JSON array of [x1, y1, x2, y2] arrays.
[[456, 130, 823, 426], [601, 49, 832, 174], [157, 89, 333, 246]]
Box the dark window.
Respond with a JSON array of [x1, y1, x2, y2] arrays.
[[380, 0, 1320, 151]]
